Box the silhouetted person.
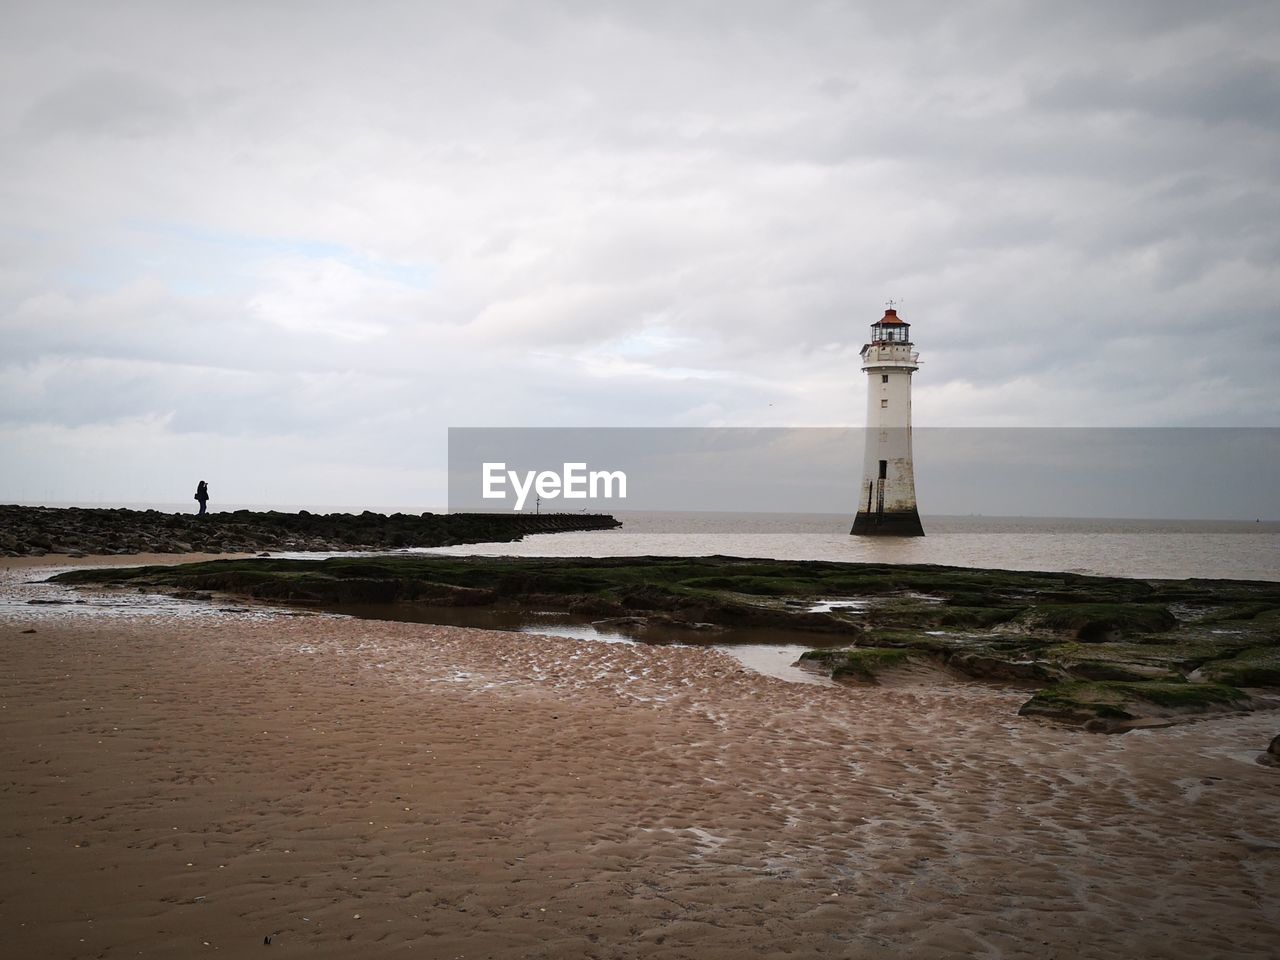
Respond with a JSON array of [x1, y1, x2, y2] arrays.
[[195, 480, 209, 516]]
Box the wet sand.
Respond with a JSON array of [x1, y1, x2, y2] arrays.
[[2, 558, 1278, 958]]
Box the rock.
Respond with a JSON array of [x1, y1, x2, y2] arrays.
[[0, 504, 620, 558], [1019, 680, 1259, 733], [949, 652, 1063, 682], [798, 647, 913, 682], [1259, 734, 1280, 768], [1064, 660, 1178, 682]]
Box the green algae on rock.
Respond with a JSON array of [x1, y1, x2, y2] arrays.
[[1197, 647, 1280, 687], [1022, 603, 1177, 641], [798, 647, 913, 682], [1017, 680, 1259, 732]]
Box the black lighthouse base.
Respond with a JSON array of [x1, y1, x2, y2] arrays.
[[850, 508, 925, 537]]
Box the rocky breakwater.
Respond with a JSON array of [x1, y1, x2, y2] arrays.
[[0, 505, 620, 557]]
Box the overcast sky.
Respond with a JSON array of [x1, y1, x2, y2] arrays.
[[2, 1, 1277, 509]]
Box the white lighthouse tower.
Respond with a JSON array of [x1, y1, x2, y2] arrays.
[[851, 304, 924, 536]]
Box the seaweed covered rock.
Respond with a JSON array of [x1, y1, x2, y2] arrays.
[[946, 651, 1064, 683], [798, 647, 914, 682], [1196, 647, 1280, 687], [1017, 680, 1260, 732], [1024, 603, 1177, 641], [1059, 660, 1180, 682]]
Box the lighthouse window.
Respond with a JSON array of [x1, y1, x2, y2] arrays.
[[880, 399, 889, 408], [881, 375, 889, 383], [878, 460, 888, 479]]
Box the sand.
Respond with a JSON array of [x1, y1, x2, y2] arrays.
[[2, 557, 1278, 959]]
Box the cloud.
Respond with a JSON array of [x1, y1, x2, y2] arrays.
[[0, 0, 1277, 507], [247, 256, 423, 341]]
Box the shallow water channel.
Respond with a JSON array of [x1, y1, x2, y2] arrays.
[[323, 603, 853, 686]]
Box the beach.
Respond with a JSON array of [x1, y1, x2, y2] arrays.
[[2, 557, 1278, 959]]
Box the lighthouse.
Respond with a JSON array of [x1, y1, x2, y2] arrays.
[[851, 304, 924, 536]]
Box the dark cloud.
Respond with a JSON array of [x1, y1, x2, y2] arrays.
[[23, 69, 189, 139], [1035, 56, 1280, 129]]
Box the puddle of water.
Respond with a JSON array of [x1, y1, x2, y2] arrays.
[[804, 598, 871, 614], [0, 566, 284, 623], [5, 568, 846, 686], [800, 592, 942, 614], [516, 621, 637, 645], [710, 644, 835, 686], [325, 603, 847, 685]]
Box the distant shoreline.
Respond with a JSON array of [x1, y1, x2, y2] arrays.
[[6, 502, 1275, 527]]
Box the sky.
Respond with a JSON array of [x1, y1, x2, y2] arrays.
[[2, 0, 1278, 510]]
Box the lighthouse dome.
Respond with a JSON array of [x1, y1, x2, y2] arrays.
[[876, 307, 906, 325]]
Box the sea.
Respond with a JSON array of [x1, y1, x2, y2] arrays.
[[16, 502, 1280, 582], [425, 512, 1280, 583]]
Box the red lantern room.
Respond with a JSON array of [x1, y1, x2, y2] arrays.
[[870, 307, 911, 344]]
